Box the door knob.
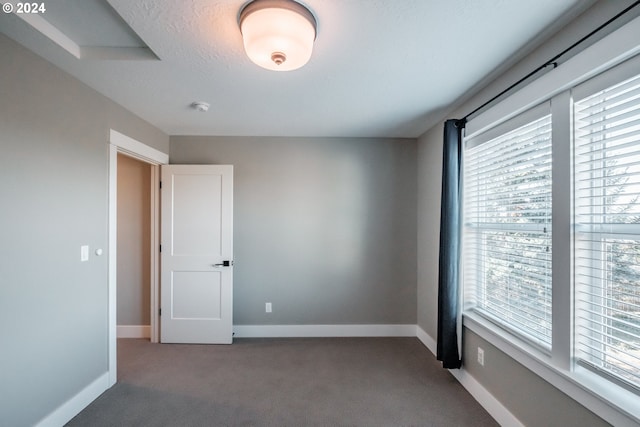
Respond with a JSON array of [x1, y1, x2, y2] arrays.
[[212, 260, 232, 267]]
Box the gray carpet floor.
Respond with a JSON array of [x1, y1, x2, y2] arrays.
[[66, 337, 498, 427]]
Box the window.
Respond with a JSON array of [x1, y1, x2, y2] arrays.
[[574, 71, 640, 390], [464, 109, 553, 348], [461, 38, 640, 422]]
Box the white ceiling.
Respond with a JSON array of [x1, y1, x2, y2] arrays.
[[0, 0, 592, 138]]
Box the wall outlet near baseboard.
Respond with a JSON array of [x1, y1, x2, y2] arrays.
[[477, 347, 485, 366], [265, 302, 272, 313]]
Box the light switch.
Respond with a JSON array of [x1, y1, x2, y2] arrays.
[[81, 245, 89, 262]]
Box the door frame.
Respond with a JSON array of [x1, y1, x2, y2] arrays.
[[108, 129, 168, 386]]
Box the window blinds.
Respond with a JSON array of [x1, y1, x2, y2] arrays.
[[574, 72, 640, 390], [464, 113, 553, 347]]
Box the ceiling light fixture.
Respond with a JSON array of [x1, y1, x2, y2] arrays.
[[238, 0, 317, 71]]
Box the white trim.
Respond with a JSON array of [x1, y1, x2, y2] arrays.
[[107, 131, 168, 389], [149, 165, 160, 343], [416, 327, 523, 427], [572, 52, 640, 102], [109, 129, 168, 165], [34, 373, 109, 427], [550, 91, 573, 371], [107, 143, 117, 387], [449, 369, 525, 427], [14, 13, 81, 58], [416, 325, 437, 354], [117, 325, 151, 339], [466, 15, 640, 138], [233, 324, 417, 338], [464, 314, 640, 426], [466, 101, 551, 149]]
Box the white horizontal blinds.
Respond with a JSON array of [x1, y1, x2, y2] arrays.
[[464, 113, 553, 347], [574, 70, 640, 390]]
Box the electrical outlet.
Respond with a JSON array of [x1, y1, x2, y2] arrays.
[[265, 302, 272, 313], [477, 347, 485, 366]]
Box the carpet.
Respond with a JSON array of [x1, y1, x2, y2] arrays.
[[66, 337, 497, 427]]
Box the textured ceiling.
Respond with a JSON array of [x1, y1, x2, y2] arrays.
[[0, 0, 592, 138]]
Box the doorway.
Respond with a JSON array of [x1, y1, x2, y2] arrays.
[[117, 153, 152, 339], [108, 130, 168, 386]]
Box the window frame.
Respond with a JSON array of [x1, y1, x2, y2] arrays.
[[572, 60, 640, 392], [460, 15, 640, 426], [463, 103, 554, 351]]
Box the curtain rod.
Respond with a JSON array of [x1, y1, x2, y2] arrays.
[[459, 0, 640, 126]]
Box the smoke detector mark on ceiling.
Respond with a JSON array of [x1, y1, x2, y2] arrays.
[[192, 102, 210, 112]]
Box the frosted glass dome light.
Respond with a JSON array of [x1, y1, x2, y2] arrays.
[[239, 0, 317, 71]]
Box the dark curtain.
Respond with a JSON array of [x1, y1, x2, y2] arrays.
[[436, 119, 464, 369]]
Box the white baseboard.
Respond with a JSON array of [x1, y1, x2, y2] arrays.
[[234, 324, 417, 338], [35, 372, 109, 427], [416, 325, 437, 354], [449, 369, 524, 427], [37, 325, 513, 427], [415, 326, 522, 427], [117, 325, 150, 338]]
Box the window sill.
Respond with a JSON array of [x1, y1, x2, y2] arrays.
[[463, 311, 640, 426]]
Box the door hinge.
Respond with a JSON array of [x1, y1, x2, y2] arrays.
[[159, 244, 162, 252], [159, 181, 162, 189], [159, 308, 162, 316]]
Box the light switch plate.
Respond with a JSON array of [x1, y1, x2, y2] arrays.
[[81, 245, 89, 262]]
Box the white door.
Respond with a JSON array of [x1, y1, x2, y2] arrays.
[[160, 165, 233, 344]]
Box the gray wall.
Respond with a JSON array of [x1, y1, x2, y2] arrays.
[[416, 1, 640, 425], [117, 154, 151, 326], [4, 1, 635, 425], [170, 136, 417, 325], [0, 33, 168, 426], [462, 330, 609, 427], [417, 124, 442, 335]]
